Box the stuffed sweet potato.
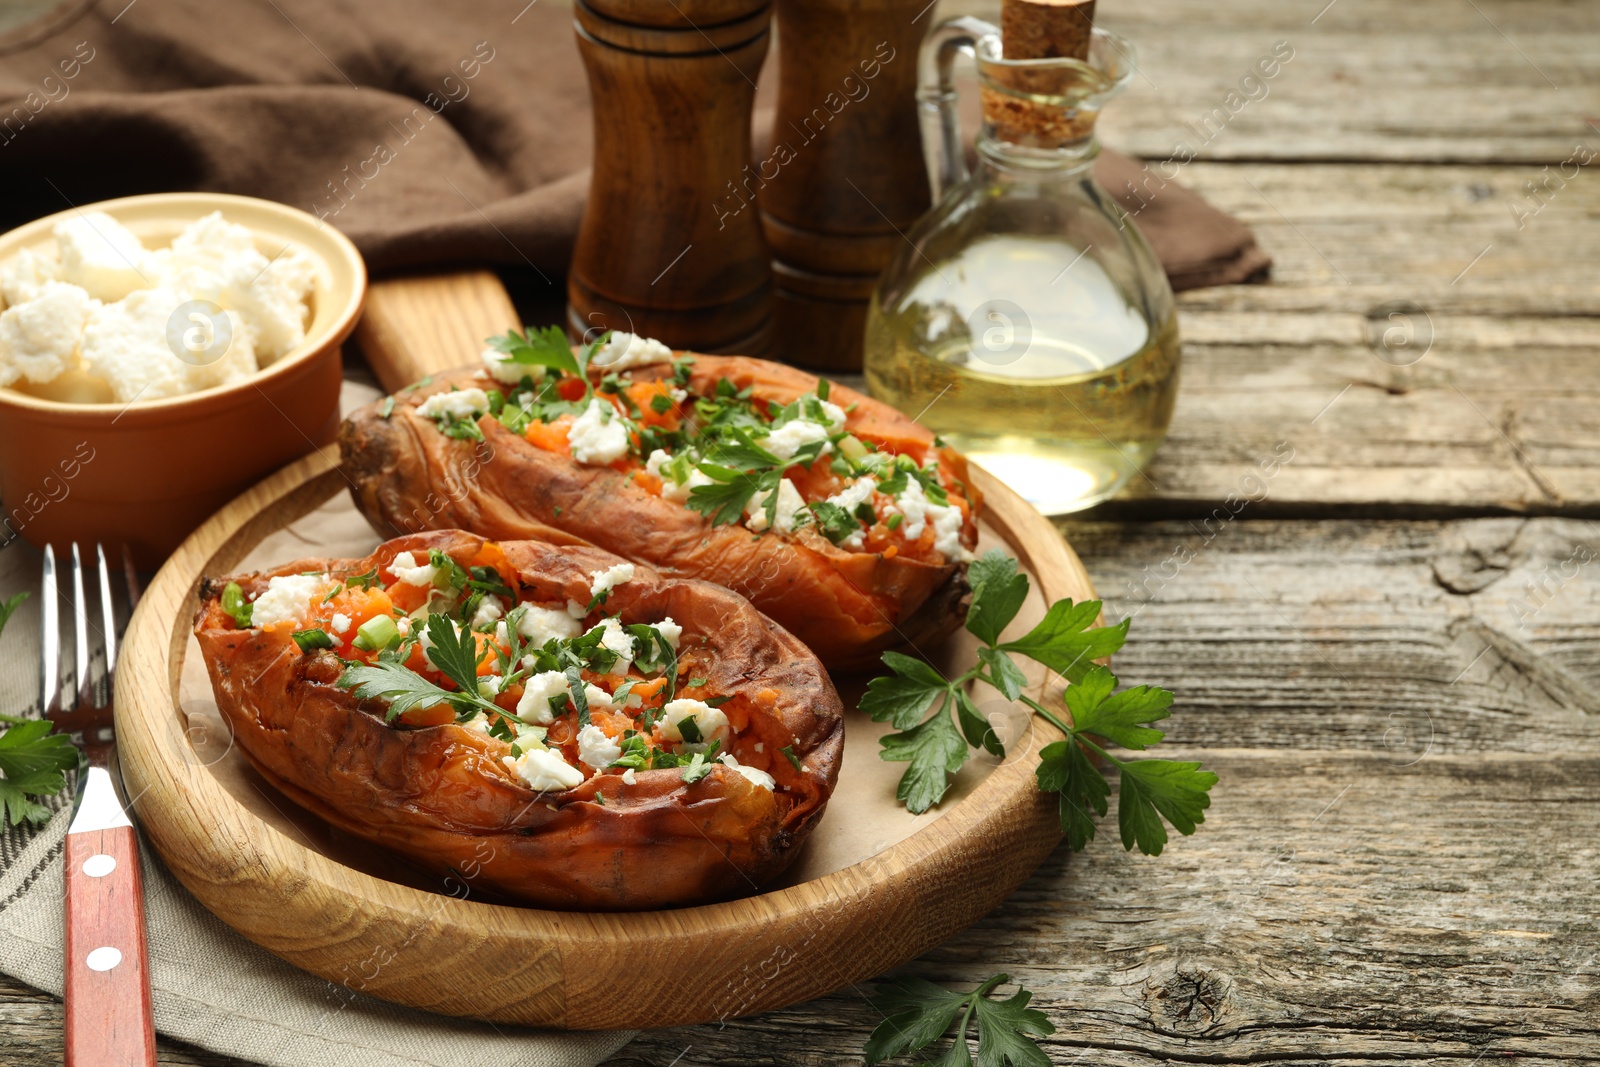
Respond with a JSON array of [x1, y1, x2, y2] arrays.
[[339, 330, 982, 672], [192, 528, 844, 910]]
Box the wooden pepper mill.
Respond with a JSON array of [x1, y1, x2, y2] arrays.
[[568, 0, 773, 354], [758, 0, 931, 371]]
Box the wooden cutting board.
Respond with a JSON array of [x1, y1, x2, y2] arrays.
[[113, 271, 1093, 1029]]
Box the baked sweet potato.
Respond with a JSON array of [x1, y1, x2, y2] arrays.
[[193, 528, 844, 910], [339, 334, 982, 672]]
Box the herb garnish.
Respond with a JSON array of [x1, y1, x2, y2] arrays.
[[861, 550, 1216, 856], [864, 974, 1052, 1067], [0, 594, 79, 827]]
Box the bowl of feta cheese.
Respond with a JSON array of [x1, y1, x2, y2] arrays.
[[0, 192, 366, 565]]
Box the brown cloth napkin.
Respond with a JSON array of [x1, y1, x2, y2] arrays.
[[0, 0, 1269, 290]]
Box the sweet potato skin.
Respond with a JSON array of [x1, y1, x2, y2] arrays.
[[339, 355, 980, 672], [193, 529, 844, 911]]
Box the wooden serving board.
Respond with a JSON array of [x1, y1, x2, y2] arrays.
[[113, 273, 1096, 1030]]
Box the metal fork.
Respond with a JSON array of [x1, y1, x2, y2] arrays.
[[42, 543, 156, 1067]]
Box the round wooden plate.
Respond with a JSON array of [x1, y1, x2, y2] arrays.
[[115, 447, 1091, 1030]]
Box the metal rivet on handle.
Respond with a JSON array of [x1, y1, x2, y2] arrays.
[[86, 947, 122, 972], [82, 854, 117, 878]]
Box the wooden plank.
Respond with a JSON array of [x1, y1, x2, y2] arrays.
[[612, 750, 1600, 1066], [941, 0, 1599, 162], [597, 515, 1600, 1064], [1107, 160, 1600, 515]]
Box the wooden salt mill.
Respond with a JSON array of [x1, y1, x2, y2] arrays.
[[759, 0, 932, 371], [568, 0, 773, 354]]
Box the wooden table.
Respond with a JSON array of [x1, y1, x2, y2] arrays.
[[4, 0, 1597, 1062]]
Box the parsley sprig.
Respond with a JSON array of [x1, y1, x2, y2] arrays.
[[0, 593, 80, 827], [0, 712, 78, 827], [337, 614, 512, 725], [865, 974, 1053, 1067], [861, 550, 1216, 856]]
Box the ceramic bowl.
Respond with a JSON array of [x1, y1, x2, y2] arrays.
[[0, 192, 366, 567]]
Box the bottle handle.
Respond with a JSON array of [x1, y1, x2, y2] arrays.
[[916, 16, 996, 203]]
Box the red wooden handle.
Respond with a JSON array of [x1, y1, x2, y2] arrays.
[[64, 825, 156, 1067]]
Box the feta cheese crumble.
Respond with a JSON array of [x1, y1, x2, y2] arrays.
[[470, 595, 504, 630], [415, 387, 489, 422], [588, 563, 635, 601], [567, 398, 630, 465], [388, 551, 437, 587], [744, 478, 806, 535], [888, 479, 968, 560], [590, 617, 635, 675], [646, 447, 716, 504], [504, 747, 585, 791], [0, 209, 315, 402], [480, 345, 543, 384], [251, 573, 328, 630], [516, 670, 573, 725], [823, 477, 877, 550], [588, 331, 673, 372], [330, 613, 352, 634], [0, 247, 61, 306], [718, 752, 776, 790], [0, 282, 94, 389], [760, 417, 833, 462], [55, 212, 153, 302], [513, 604, 582, 647], [659, 698, 730, 746], [576, 724, 622, 771]]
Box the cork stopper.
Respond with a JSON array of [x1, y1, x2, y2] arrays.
[[1000, 0, 1095, 60], [983, 0, 1099, 146]]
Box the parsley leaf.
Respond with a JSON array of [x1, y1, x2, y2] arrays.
[[878, 701, 967, 814], [860, 652, 950, 729], [487, 326, 581, 377], [808, 501, 861, 545], [998, 600, 1129, 685], [862, 554, 1216, 856], [686, 465, 777, 527], [964, 550, 1029, 646], [0, 591, 29, 636], [337, 654, 469, 723], [1032, 666, 1213, 855], [337, 614, 502, 724], [0, 716, 79, 827], [422, 614, 490, 695], [864, 974, 1053, 1067]]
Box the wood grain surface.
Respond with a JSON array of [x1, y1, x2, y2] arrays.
[[4, 0, 1597, 1062]]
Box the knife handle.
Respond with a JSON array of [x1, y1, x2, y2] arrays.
[[64, 824, 156, 1067]]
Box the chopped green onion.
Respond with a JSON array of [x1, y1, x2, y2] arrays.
[[353, 614, 400, 653], [886, 513, 904, 530], [838, 435, 868, 462], [291, 628, 335, 652], [816, 378, 831, 401], [221, 582, 253, 628]]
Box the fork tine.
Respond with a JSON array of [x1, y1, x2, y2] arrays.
[[71, 543, 91, 711], [41, 544, 60, 716], [98, 543, 117, 686]]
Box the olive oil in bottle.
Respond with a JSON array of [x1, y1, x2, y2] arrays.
[[864, 15, 1180, 515], [865, 234, 1180, 515]]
